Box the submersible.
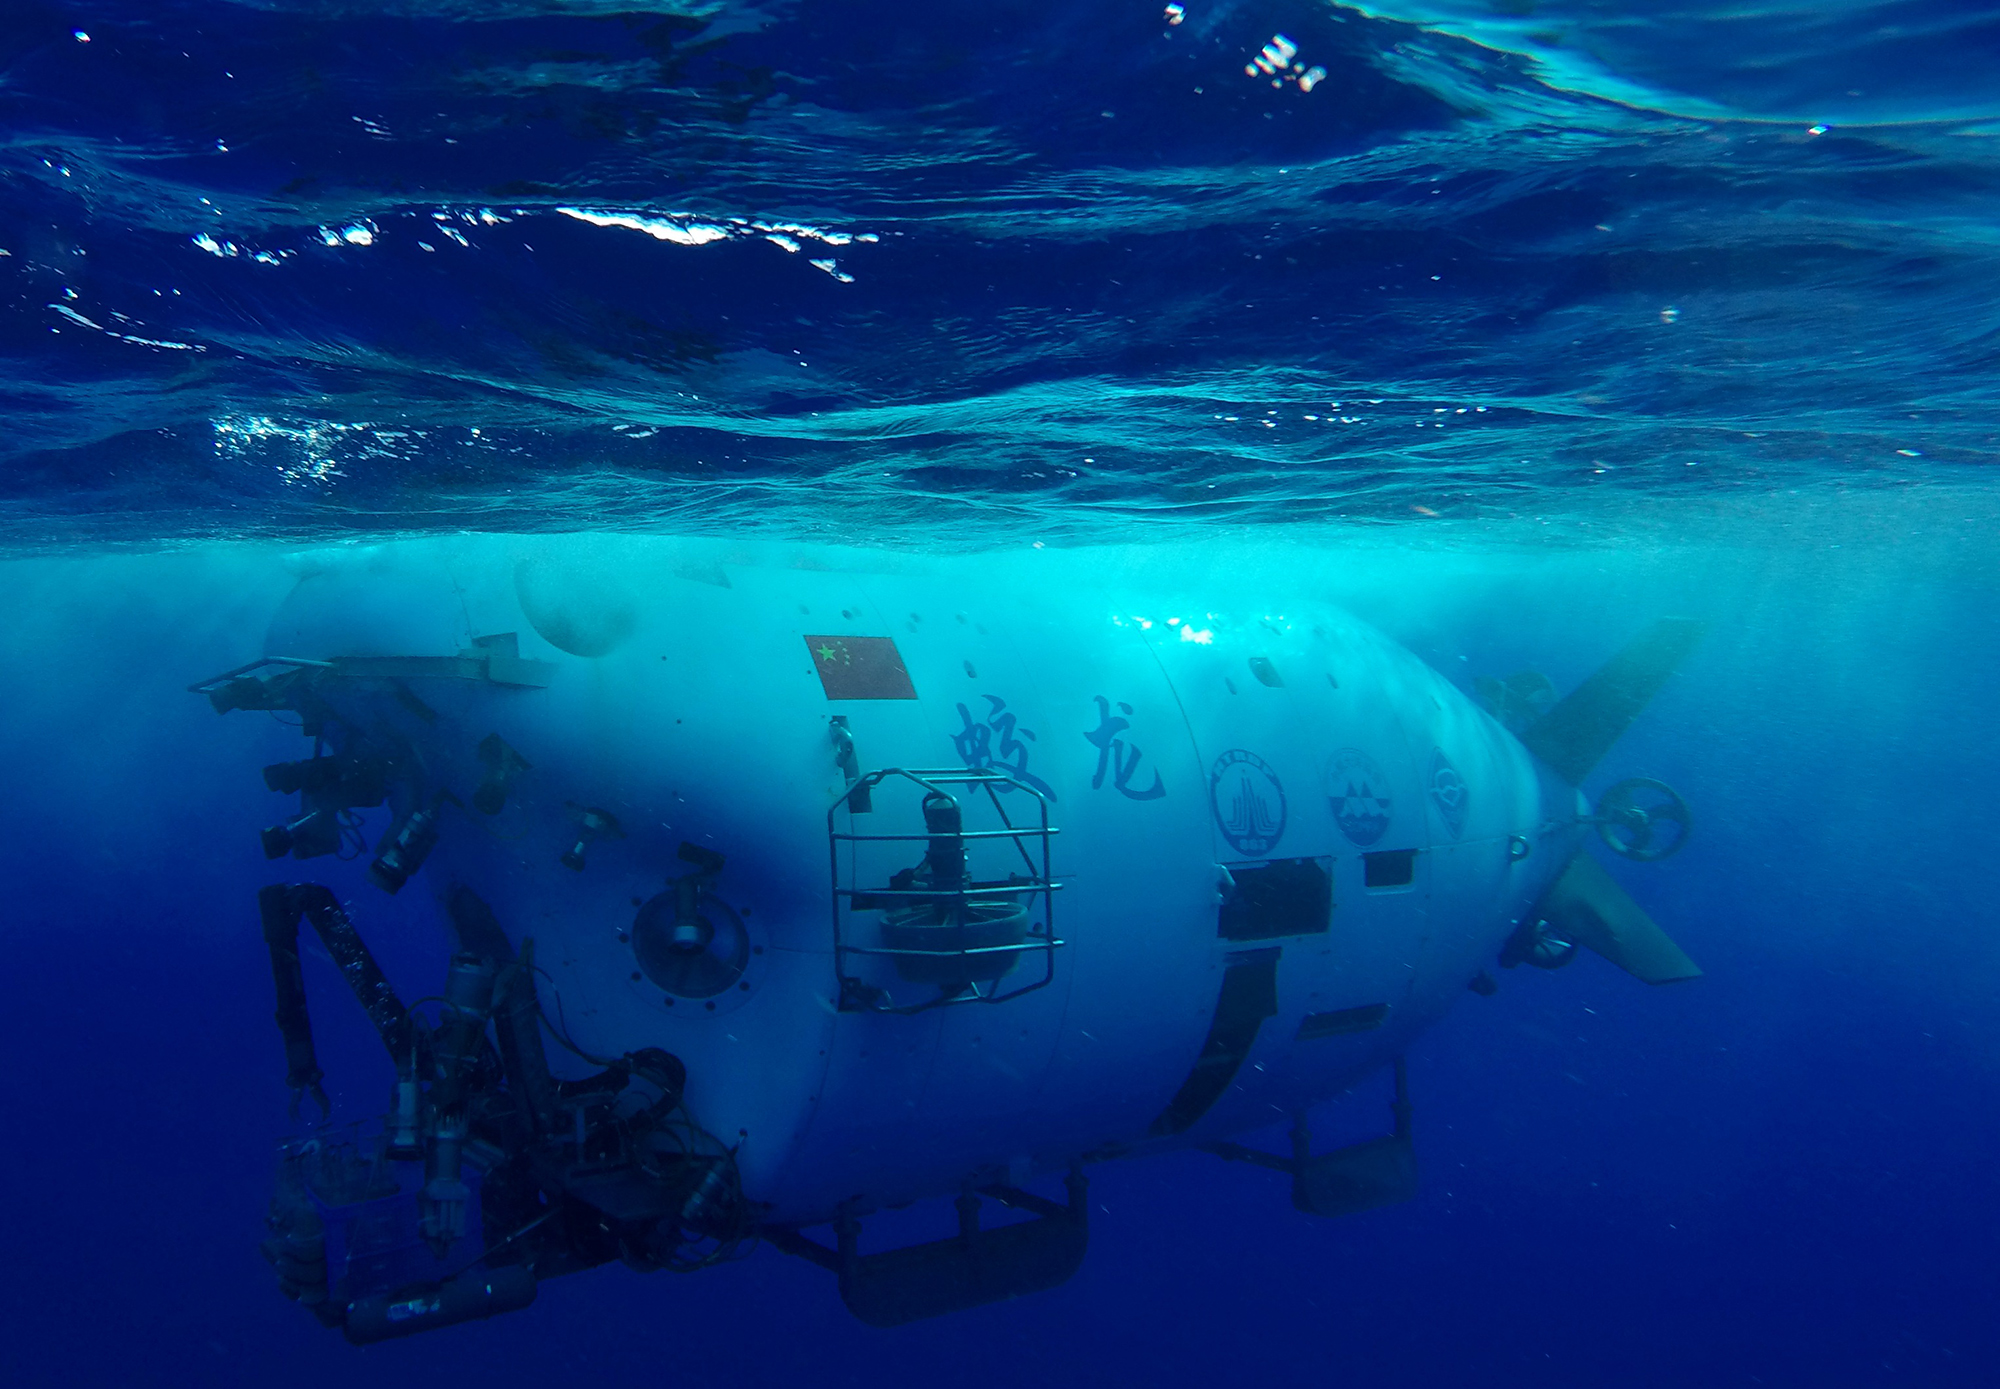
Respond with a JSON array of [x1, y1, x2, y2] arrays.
[[197, 538, 1700, 1342]]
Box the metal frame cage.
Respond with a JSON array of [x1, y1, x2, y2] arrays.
[[827, 767, 1063, 1014]]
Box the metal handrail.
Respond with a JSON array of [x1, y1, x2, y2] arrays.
[[828, 765, 1063, 1015], [187, 655, 335, 694], [832, 883, 1060, 900], [840, 939, 1057, 959], [830, 828, 1060, 843]]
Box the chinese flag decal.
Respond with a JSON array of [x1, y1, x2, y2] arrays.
[[805, 635, 918, 700]]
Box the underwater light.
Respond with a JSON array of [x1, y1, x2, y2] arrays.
[[368, 796, 447, 894]]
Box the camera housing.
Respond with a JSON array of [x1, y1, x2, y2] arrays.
[[369, 800, 445, 894], [259, 755, 391, 860], [261, 810, 342, 861]]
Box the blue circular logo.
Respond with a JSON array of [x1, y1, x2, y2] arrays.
[[1210, 749, 1287, 856], [1326, 747, 1392, 846]]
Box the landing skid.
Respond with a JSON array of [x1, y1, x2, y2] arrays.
[[766, 1169, 1089, 1327], [1210, 1058, 1418, 1218]]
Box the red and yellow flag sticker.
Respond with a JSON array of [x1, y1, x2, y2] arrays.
[[805, 635, 918, 700]]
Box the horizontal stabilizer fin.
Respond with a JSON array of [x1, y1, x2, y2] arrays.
[[1520, 617, 1706, 784], [1541, 854, 1701, 984]]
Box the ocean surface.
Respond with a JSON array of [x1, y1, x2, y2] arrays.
[[2, 2, 1997, 1385]]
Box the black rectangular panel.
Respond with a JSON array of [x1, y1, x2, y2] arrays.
[[1296, 1003, 1389, 1040], [1363, 849, 1417, 888], [1247, 656, 1284, 687], [1218, 857, 1332, 940]]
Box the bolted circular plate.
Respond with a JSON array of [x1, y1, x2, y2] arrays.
[[632, 890, 751, 1000]]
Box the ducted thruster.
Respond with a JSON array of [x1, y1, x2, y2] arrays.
[[631, 843, 749, 1000]]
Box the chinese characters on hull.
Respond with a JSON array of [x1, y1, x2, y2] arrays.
[[951, 693, 1171, 804], [1084, 696, 1166, 801], [952, 695, 1057, 800]]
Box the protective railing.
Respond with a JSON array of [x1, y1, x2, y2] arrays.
[[827, 767, 1062, 1014]]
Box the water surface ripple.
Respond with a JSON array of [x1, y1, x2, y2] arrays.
[[1, 0, 1994, 543]]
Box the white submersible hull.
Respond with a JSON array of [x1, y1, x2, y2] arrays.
[[199, 537, 1700, 1339]]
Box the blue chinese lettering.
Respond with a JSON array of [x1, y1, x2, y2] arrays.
[[952, 695, 1057, 800], [1084, 695, 1166, 801]]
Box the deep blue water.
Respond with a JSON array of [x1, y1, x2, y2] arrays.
[[3, 3, 1999, 1386]]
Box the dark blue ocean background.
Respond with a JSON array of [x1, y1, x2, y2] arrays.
[[3, 2, 1999, 1385]]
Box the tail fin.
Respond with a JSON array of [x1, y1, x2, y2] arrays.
[[1540, 854, 1701, 984], [1519, 617, 1706, 785]]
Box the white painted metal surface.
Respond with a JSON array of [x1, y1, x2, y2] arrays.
[[261, 537, 1586, 1225]]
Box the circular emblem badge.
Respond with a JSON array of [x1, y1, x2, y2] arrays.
[[1210, 749, 1287, 856], [1325, 747, 1393, 846], [1428, 747, 1467, 840]]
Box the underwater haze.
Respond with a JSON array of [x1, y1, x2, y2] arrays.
[[2, 2, 1999, 1386]]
